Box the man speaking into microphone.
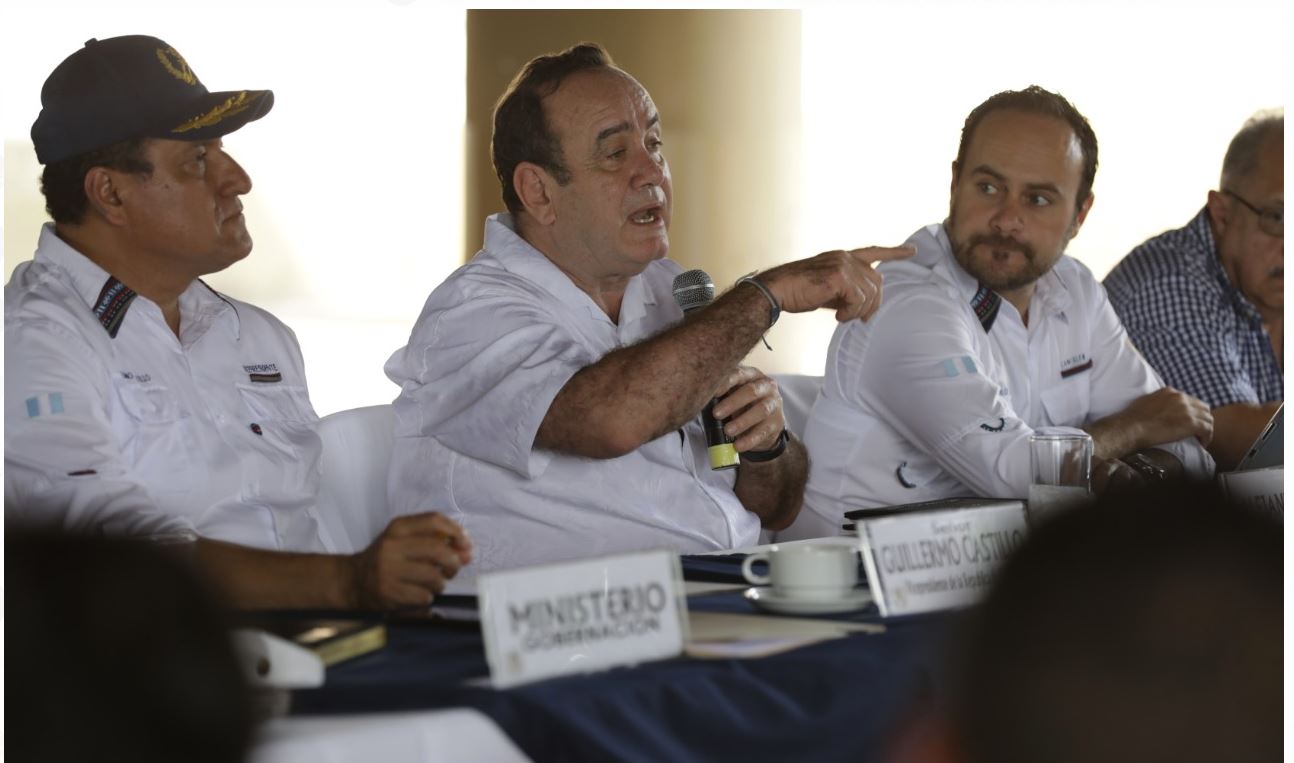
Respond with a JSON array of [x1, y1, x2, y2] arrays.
[[385, 43, 911, 576]]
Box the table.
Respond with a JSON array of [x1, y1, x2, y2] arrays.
[[251, 552, 951, 763], [251, 708, 529, 763]]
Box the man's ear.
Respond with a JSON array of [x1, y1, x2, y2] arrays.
[[83, 167, 128, 226], [514, 162, 556, 226], [950, 160, 960, 197], [1068, 192, 1095, 238], [1205, 189, 1230, 237]]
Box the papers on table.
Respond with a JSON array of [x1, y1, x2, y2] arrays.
[[684, 609, 884, 659]]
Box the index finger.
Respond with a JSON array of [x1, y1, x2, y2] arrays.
[[850, 245, 916, 264]]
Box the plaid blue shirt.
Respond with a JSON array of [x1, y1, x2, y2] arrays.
[[1104, 208, 1282, 408]]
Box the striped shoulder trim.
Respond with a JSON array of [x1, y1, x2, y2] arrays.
[[92, 277, 137, 338], [969, 284, 1001, 333]]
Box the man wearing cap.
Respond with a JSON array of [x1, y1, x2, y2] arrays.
[[385, 43, 912, 578], [782, 86, 1216, 538], [1104, 112, 1283, 471], [5, 35, 471, 609]]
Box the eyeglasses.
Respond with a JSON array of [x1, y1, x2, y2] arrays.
[[1223, 189, 1283, 238]]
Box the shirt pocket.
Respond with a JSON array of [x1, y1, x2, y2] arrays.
[[1039, 383, 1090, 428], [112, 380, 194, 495], [235, 384, 320, 460], [116, 381, 185, 423]]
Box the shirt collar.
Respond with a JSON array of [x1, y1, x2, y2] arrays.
[[919, 222, 1074, 332], [1030, 264, 1074, 318], [482, 213, 657, 327], [180, 280, 242, 342], [33, 222, 240, 340]]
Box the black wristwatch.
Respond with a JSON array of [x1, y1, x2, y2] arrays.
[[1120, 452, 1169, 482], [742, 429, 789, 462]]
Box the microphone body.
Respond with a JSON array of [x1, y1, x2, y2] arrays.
[[672, 270, 739, 471]]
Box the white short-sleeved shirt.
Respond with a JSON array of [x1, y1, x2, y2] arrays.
[[385, 214, 760, 579], [783, 222, 1214, 539], [5, 224, 329, 552]]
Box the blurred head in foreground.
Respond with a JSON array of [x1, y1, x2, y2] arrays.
[[6, 529, 253, 763], [892, 481, 1281, 763]]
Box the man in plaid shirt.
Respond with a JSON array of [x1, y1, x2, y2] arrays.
[[1105, 112, 1282, 470]]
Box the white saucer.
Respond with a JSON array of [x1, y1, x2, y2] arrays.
[[743, 586, 872, 615]]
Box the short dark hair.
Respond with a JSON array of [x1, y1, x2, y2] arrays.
[[40, 136, 153, 225], [491, 42, 615, 216], [1220, 109, 1283, 189], [955, 85, 1099, 210], [946, 482, 1281, 763]]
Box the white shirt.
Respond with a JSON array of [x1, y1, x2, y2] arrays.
[[385, 214, 760, 579], [5, 224, 329, 552], [784, 223, 1214, 539]]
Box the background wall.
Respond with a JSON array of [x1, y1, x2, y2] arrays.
[[3, 1, 1286, 414], [2, 0, 469, 416]]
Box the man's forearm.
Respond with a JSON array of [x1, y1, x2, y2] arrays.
[[732, 436, 809, 530], [193, 539, 354, 610], [1084, 387, 1213, 462], [538, 284, 773, 458], [1084, 415, 1142, 462]]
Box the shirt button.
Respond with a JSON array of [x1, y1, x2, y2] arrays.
[[250, 423, 263, 436]]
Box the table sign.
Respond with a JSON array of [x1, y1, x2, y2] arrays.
[[857, 502, 1028, 617], [478, 549, 689, 688], [1219, 466, 1283, 521]]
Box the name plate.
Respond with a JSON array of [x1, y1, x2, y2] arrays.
[[1219, 466, 1283, 522], [478, 549, 689, 688], [858, 503, 1028, 617]]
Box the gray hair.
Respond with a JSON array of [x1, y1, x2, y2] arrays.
[[1220, 109, 1283, 189]]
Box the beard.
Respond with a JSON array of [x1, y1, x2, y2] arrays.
[[949, 231, 1051, 292], [947, 203, 1069, 293]]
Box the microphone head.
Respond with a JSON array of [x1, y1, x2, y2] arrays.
[[672, 269, 715, 312]]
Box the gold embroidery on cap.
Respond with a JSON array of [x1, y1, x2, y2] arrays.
[[156, 47, 197, 86], [172, 91, 263, 133]]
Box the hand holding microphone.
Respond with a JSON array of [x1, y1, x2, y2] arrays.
[[711, 366, 787, 454], [668, 245, 910, 471], [673, 270, 788, 470], [673, 269, 740, 470]]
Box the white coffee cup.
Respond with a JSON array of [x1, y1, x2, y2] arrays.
[[740, 543, 859, 601]]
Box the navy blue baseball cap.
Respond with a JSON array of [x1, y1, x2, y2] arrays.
[[31, 35, 274, 165]]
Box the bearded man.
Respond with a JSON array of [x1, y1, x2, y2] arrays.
[[783, 86, 1215, 537]]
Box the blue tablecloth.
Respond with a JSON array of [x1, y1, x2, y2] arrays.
[[286, 554, 952, 762]]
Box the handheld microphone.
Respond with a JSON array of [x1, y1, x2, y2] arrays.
[[672, 269, 740, 471]]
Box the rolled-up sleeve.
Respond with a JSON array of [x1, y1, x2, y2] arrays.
[[4, 319, 196, 538], [387, 285, 596, 480]]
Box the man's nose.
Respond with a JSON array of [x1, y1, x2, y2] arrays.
[[989, 196, 1024, 235], [215, 151, 253, 196], [631, 145, 665, 188]]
